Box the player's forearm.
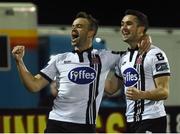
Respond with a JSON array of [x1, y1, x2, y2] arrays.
[[16, 60, 41, 92], [141, 87, 169, 101]]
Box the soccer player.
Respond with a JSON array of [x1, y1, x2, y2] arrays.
[[12, 11, 150, 133], [105, 9, 171, 133]]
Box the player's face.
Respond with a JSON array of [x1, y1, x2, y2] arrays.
[[71, 18, 91, 48], [120, 15, 143, 45]]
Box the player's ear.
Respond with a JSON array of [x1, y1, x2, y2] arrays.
[[88, 30, 95, 38]]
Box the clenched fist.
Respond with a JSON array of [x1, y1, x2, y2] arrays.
[[126, 87, 143, 100], [12, 46, 25, 62]]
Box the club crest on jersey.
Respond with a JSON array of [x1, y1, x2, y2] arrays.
[[123, 68, 139, 87], [68, 67, 96, 84], [136, 55, 143, 65]]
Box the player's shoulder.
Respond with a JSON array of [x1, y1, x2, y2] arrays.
[[112, 50, 126, 56], [148, 44, 166, 55], [95, 48, 125, 56], [49, 52, 72, 63]]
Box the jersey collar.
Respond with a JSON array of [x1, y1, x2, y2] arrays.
[[72, 47, 93, 54], [127, 45, 138, 52]]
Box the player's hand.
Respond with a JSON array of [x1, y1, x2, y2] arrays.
[[126, 87, 142, 100], [12, 46, 25, 62], [138, 34, 152, 55]]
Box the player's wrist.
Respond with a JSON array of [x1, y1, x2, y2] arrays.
[[140, 90, 146, 99]]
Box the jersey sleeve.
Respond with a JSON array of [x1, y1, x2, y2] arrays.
[[40, 55, 58, 82], [107, 50, 124, 79], [152, 49, 171, 78], [101, 49, 121, 69], [114, 59, 123, 79]]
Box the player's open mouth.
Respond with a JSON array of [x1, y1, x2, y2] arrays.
[[71, 30, 79, 42], [72, 34, 79, 39], [122, 30, 130, 36]]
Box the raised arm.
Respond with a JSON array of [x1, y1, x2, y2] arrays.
[[12, 46, 49, 92]]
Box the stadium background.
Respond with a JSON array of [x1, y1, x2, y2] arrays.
[[0, 0, 180, 133]]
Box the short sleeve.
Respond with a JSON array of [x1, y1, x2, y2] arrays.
[[152, 50, 171, 78], [40, 56, 58, 82], [114, 58, 123, 79]]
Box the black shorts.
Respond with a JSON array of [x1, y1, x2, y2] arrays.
[[126, 116, 167, 133], [44, 119, 96, 133]]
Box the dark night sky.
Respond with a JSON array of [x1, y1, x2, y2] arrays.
[[0, 0, 180, 28]]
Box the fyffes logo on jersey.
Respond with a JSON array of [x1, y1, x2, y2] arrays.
[[123, 68, 139, 87], [68, 67, 96, 84]]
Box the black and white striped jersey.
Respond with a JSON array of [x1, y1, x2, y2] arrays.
[[115, 45, 171, 123], [40, 47, 120, 124]]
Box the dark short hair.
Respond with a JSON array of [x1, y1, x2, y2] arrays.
[[75, 11, 98, 37], [125, 9, 149, 33]]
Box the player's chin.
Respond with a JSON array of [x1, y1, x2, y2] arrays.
[[122, 37, 129, 42], [72, 39, 80, 46], [71, 41, 78, 47]]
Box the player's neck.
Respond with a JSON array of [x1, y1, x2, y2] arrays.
[[129, 43, 138, 49], [74, 43, 92, 52], [74, 46, 92, 52]]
